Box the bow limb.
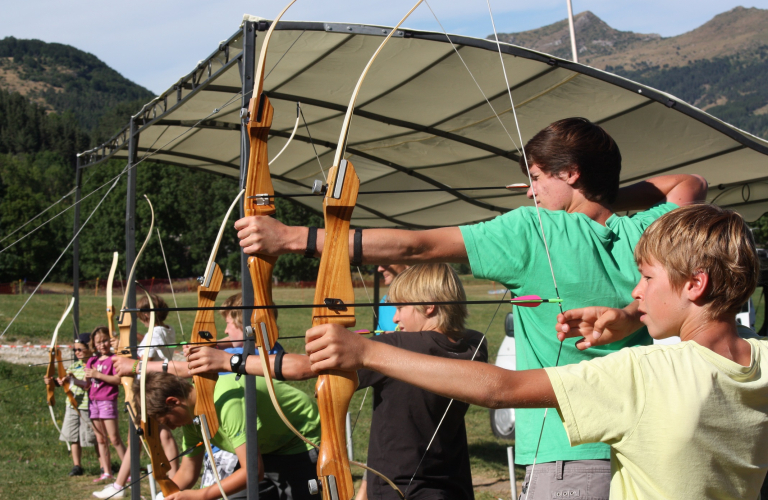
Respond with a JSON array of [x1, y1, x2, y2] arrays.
[[106, 252, 119, 338], [45, 297, 76, 451], [117, 195, 155, 414]]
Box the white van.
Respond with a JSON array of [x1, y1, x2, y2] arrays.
[[489, 312, 516, 440]]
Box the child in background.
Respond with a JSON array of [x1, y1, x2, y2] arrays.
[[85, 326, 126, 483], [305, 205, 768, 500], [94, 294, 180, 499], [136, 293, 176, 362], [55, 333, 99, 476]]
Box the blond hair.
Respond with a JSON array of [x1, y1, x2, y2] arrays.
[[634, 204, 759, 320], [218, 292, 277, 331], [220, 293, 243, 329], [387, 263, 467, 334]]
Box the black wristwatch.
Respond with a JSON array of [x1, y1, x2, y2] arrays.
[[230, 352, 249, 380], [230, 353, 243, 373]]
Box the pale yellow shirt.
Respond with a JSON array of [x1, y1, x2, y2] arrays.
[[546, 338, 768, 500]]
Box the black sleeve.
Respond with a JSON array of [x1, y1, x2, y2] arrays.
[[464, 330, 489, 363], [357, 334, 400, 389]]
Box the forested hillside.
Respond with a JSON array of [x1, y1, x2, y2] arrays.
[[611, 49, 768, 139], [0, 37, 155, 131], [0, 39, 321, 284]]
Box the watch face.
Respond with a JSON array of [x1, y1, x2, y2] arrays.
[[231, 354, 241, 367]]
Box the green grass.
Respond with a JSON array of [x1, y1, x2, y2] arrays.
[[0, 277, 520, 499]]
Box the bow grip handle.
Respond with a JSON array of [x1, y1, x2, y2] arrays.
[[316, 370, 358, 500]]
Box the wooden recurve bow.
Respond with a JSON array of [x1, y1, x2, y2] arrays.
[[188, 189, 245, 500], [45, 296, 78, 451], [106, 252, 118, 339], [242, 0, 335, 462], [300, 3, 422, 498], [308, 4, 423, 500], [243, 0, 296, 356]]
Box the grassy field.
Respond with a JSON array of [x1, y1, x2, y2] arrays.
[[0, 277, 521, 500]]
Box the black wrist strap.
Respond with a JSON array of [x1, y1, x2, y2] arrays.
[[237, 352, 249, 375], [274, 350, 286, 381], [304, 227, 318, 259], [162, 359, 169, 373], [351, 228, 363, 266], [234, 352, 249, 381]]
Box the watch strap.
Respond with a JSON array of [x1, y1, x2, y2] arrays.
[[351, 228, 363, 266], [304, 227, 318, 258]]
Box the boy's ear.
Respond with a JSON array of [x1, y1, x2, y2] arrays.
[[166, 396, 182, 407], [685, 270, 710, 302], [563, 165, 581, 186]]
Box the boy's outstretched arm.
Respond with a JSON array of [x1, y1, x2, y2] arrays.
[[556, 301, 644, 349], [306, 324, 557, 410], [235, 215, 468, 264], [613, 174, 708, 211], [187, 347, 315, 381]]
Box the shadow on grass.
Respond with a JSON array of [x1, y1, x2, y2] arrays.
[[468, 440, 510, 467]]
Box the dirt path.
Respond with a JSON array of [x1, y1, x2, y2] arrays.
[[473, 473, 522, 498]]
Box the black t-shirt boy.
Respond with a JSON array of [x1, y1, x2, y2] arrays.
[[358, 329, 488, 500]]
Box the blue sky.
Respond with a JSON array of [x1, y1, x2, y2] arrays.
[[2, 0, 766, 94]]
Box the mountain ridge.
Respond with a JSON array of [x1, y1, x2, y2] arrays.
[[0, 37, 154, 131], [492, 6, 768, 139], [492, 6, 768, 70]]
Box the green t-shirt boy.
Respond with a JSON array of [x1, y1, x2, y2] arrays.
[[460, 202, 677, 463]]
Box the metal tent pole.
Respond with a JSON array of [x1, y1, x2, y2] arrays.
[[239, 19, 261, 500], [566, 0, 578, 63], [72, 156, 83, 340], [126, 117, 141, 500], [373, 269, 380, 330]]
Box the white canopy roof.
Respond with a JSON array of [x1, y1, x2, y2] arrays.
[[79, 17, 768, 226]]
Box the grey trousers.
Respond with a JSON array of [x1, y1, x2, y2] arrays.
[[518, 459, 611, 500]]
